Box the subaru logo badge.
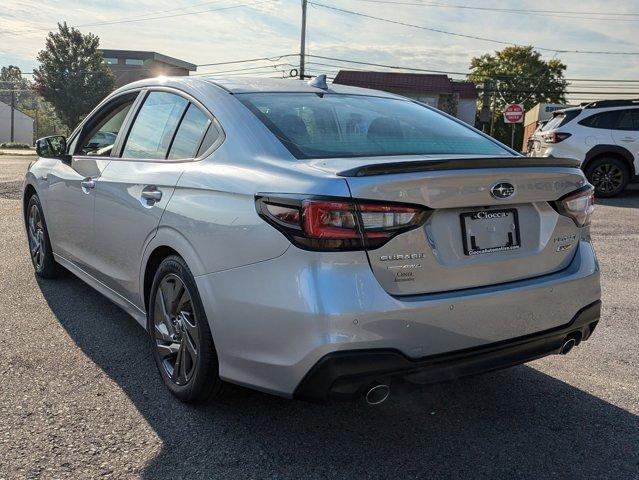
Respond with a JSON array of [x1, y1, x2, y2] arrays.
[[490, 182, 515, 199]]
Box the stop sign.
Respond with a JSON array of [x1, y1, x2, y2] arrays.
[[503, 103, 524, 123]]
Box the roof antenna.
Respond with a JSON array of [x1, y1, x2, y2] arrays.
[[307, 74, 328, 90]]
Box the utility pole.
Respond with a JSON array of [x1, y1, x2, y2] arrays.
[[34, 97, 39, 141], [299, 0, 307, 80], [10, 89, 15, 143], [479, 80, 492, 132], [489, 83, 497, 137]]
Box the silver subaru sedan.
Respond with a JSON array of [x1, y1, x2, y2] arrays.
[[23, 76, 601, 404]]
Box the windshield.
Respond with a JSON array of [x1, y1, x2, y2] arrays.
[[542, 113, 565, 131], [239, 93, 509, 159], [541, 109, 580, 131]]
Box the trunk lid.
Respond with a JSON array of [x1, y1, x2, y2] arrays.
[[314, 155, 587, 295]]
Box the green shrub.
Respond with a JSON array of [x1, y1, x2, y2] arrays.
[[0, 142, 33, 149]]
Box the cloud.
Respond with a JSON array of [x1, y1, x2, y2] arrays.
[[1, 0, 638, 84]]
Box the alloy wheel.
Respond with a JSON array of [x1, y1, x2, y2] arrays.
[[27, 204, 45, 270], [590, 163, 624, 194], [153, 274, 199, 386]]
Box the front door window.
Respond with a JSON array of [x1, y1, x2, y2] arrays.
[[74, 95, 137, 157]]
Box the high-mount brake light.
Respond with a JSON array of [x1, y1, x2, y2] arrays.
[[256, 196, 429, 251], [553, 185, 595, 227]]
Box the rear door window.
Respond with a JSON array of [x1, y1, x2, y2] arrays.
[[167, 104, 211, 159], [615, 109, 639, 131], [578, 110, 622, 129], [122, 92, 188, 159]]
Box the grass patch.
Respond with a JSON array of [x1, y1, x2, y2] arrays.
[[0, 142, 32, 149]]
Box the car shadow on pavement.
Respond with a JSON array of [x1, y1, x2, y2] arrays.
[[37, 275, 639, 480], [596, 185, 639, 209]]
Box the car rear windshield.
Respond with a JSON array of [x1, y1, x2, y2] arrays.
[[238, 93, 508, 159], [542, 109, 580, 131]]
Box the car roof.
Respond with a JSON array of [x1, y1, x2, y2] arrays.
[[200, 76, 404, 98], [115, 75, 405, 99]]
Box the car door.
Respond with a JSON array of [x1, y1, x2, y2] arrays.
[[611, 109, 639, 164], [91, 89, 215, 309], [44, 92, 139, 272]]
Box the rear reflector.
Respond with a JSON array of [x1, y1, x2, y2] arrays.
[[256, 195, 430, 251]]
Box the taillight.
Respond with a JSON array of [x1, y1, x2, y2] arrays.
[[552, 185, 595, 227], [256, 195, 430, 251], [543, 132, 572, 143]]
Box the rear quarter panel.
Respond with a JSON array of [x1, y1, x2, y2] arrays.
[[151, 81, 353, 277], [158, 155, 352, 277]]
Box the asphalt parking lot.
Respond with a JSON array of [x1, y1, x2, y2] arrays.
[[0, 155, 637, 479]]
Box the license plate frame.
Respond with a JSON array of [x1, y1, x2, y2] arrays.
[[460, 208, 521, 256]]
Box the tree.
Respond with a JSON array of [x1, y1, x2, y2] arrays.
[[33, 22, 114, 129], [0, 64, 68, 141], [468, 46, 568, 148], [0, 65, 32, 107]]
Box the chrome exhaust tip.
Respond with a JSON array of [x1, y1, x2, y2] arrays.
[[365, 384, 390, 405], [560, 338, 576, 355]]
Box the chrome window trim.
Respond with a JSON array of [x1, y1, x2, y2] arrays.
[[66, 89, 143, 158], [114, 85, 226, 164], [67, 85, 226, 165]]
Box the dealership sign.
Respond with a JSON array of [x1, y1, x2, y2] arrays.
[[503, 103, 524, 123]]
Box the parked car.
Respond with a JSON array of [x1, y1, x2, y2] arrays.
[[23, 76, 601, 405], [82, 131, 118, 155], [525, 119, 547, 154], [529, 99, 639, 197]]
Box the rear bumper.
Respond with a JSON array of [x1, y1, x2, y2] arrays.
[[195, 239, 600, 398], [295, 301, 601, 402]]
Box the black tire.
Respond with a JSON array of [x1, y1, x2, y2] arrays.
[[148, 255, 226, 403], [25, 194, 62, 279], [585, 157, 630, 198]]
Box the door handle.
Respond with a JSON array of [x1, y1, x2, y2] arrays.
[[81, 178, 95, 192], [621, 137, 636, 142], [141, 187, 162, 203]]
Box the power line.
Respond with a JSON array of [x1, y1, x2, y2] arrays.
[[198, 54, 298, 68], [348, 0, 639, 21], [305, 54, 639, 82], [308, 2, 639, 55], [1, 0, 230, 35], [209, 70, 289, 77], [78, 0, 278, 27], [306, 61, 370, 72], [489, 89, 639, 95], [306, 54, 473, 75], [10, 52, 639, 85], [566, 83, 639, 89], [0, 0, 277, 36], [194, 62, 297, 75]]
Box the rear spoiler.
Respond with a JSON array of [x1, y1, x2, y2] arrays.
[[337, 157, 581, 177]]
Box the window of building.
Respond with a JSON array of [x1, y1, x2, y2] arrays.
[[103, 57, 118, 65], [125, 58, 145, 66]]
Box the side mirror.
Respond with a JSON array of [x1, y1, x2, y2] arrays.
[[36, 135, 68, 160]]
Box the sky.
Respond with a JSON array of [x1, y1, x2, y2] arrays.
[[2, 0, 639, 102]]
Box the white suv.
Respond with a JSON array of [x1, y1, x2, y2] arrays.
[[529, 100, 639, 197]]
